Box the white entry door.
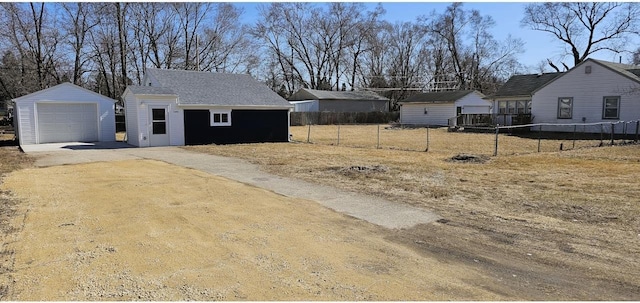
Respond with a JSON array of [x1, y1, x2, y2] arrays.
[[149, 106, 170, 146]]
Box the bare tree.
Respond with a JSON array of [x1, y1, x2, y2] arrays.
[[60, 2, 101, 85], [522, 2, 640, 67], [427, 3, 523, 93], [173, 2, 212, 70], [199, 3, 253, 73], [0, 3, 62, 91]]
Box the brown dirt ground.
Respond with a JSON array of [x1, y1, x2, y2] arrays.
[[183, 126, 640, 300], [2, 159, 512, 300]]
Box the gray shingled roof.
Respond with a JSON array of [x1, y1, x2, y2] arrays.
[[491, 73, 562, 98], [146, 68, 291, 107], [399, 90, 480, 103], [289, 88, 389, 101], [127, 86, 176, 95]]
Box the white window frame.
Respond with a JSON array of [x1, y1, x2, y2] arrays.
[[210, 109, 232, 126], [557, 97, 573, 119], [602, 96, 620, 119]]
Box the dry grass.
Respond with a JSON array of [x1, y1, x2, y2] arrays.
[[186, 126, 640, 294], [292, 125, 624, 156], [116, 132, 126, 142], [0, 147, 32, 177]]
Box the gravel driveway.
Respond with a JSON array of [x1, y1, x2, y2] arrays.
[[26, 143, 439, 229]]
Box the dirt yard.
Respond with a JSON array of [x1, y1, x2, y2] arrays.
[[184, 126, 640, 300], [2, 125, 640, 300], [1, 156, 513, 300]]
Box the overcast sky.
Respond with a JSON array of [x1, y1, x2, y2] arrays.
[[236, 2, 634, 73]]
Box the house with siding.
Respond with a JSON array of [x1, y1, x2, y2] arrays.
[[484, 72, 561, 126], [288, 88, 389, 112], [123, 69, 293, 147], [398, 90, 489, 126], [530, 58, 640, 134]]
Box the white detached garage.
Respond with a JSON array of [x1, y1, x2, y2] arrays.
[[12, 83, 116, 145]]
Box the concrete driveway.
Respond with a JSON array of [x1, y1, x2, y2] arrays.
[[23, 143, 439, 229]]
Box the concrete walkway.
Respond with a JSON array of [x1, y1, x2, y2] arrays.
[[26, 144, 440, 229]]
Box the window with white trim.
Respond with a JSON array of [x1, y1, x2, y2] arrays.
[[602, 96, 620, 119], [210, 110, 231, 126], [557, 97, 573, 119], [498, 100, 531, 114]]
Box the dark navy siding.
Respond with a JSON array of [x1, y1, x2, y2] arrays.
[[184, 109, 289, 145]]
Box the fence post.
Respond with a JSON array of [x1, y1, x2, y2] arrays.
[[377, 124, 380, 149], [337, 124, 340, 146], [611, 122, 615, 146], [600, 123, 604, 146], [537, 124, 542, 152], [425, 126, 430, 152], [307, 123, 311, 143], [494, 125, 500, 156], [623, 121, 628, 143], [636, 120, 639, 143], [572, 124, 576, 149]]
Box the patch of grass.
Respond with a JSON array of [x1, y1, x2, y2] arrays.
[[0, 147, 31, 300], [291, 125, 620, 156], [0, 147, 33, 176], [184, 128, 640, 287]]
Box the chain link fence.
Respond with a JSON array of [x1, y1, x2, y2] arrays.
[[290, 120, 640, 156]]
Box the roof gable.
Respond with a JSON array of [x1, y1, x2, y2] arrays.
[[289, 88, 389, 101], [399, 90, 481, 103], [13, 82, 116, 104], [145, 68, 291, 107], [532, 58, 640, 94]]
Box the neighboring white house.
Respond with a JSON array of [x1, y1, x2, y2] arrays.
[[484, 72, 561, 126], [531, 58, 640, 134], [12, 82, 116, 145], [123, 68, 293, 147], [398, 90, 490, 126]]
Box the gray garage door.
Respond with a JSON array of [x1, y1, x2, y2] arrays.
[[37, 103, 99, 143]]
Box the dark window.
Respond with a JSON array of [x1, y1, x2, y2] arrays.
[[151, 108, 167, 134], [152, 108, 165, 121], [210, 110, 232, 126], [517, 100, 527, 114], [152, 122, 166, 134], [602, 96, 620, 119], [557, 97, 573, 119], [507, 101, 516, 114], [498, 101, 507, 114]]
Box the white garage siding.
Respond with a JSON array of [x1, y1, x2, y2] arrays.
[[37, 103, 98, 143], [400, 103, 454, 126], [13, 83, 116, 145], [124, 92, 140, 146], [456, 93, 492, 114]]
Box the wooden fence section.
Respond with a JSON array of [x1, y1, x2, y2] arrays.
[[290, 112, 399, 126]]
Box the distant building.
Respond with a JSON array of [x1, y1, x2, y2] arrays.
[[288, 88, 389, 112], [398, 90, 489, 126]]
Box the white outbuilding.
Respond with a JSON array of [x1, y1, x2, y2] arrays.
[[398, 90, 490, 126], [12, 83, 116, 145]]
